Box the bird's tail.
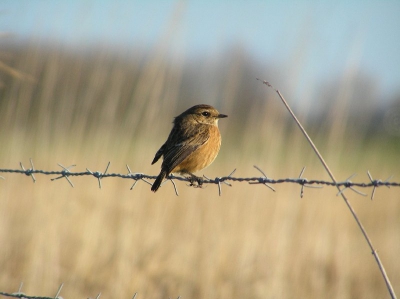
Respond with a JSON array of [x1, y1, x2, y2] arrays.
[[151, 170, 167, 192]]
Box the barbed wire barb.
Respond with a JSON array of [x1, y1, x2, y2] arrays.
[[385, 175, 394, 188], [169, 177, 180, 196], [86, 162, 111, 189], [17, 282, 23, 294], [129, 178, 139, 190], [51, 164, 75, 187], [336, 174, 367, 197], [222, 168, 236, 187], [132, 292, 138, 299], [298, 167, 323, 198], [20, 159, 36, 183], [54, 283, 63, 299], [367, 171, 393, 200], [205, 168, 236, 196], [8, 282, 26, 298], [11, 282, 23, 298], [249, 165, 276, 192], [139, 176, 153, 186], [126, 165, 150, 190], [368, 171, 378, 200]]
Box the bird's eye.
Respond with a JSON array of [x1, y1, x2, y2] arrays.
[[202, 111, 210, 117]]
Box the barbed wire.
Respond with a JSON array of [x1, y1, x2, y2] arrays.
[[0, 283, 183, 299], [0, 159, 398, 199], [0, 282, 151, 299]]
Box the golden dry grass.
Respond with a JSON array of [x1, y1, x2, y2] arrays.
[[0, 41, 399, 299]]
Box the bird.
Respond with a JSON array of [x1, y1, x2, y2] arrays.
[[151, 104, 227, 192]]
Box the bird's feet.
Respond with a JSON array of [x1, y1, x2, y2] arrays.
[[186, 173, 204, 188]]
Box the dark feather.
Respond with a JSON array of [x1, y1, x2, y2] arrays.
[[156, 122, 209, 175]]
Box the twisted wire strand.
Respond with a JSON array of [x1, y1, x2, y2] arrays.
[[0, 165, 398, 189]]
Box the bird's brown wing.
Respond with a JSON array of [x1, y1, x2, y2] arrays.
[[151, 143, 165, 165], [161, 126, 209, 174]]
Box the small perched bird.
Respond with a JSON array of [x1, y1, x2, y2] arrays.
[[151, 104, 227, 192]]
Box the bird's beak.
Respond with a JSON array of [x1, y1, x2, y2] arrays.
[[218, 114, 228, 118]]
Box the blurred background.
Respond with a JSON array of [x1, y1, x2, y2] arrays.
[[0, 1, 399, 298]]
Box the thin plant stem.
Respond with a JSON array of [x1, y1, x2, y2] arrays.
[[258, 79, 397, 299]]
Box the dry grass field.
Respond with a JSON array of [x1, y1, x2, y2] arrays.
[[0, 41, 399, 299]]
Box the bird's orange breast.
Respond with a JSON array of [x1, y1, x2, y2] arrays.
[[172, 125, 221, 174]]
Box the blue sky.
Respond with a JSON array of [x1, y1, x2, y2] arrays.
[[1, 1, 400, 100]]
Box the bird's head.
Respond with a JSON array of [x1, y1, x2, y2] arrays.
[[177, 104, 227, 126]]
